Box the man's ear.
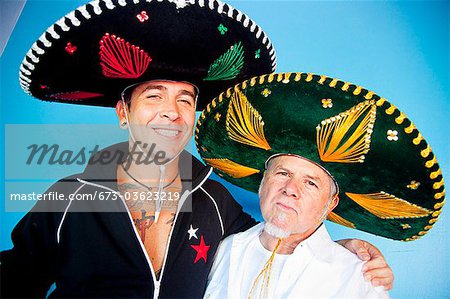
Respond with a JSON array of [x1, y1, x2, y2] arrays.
[[329, 195, 339, 212], [116, 100, 127, 121]]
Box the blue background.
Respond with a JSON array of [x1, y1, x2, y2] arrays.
[[1, 0, 449, 297]]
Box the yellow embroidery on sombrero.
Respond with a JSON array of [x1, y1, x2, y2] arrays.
[[276, 73, 284, 82], [258, 75, 267, 85], [421, 144, 432, 158], [395, 112, 407, 124], [341, 82, 350, 91], [413, 132, 424, 145], [429, 217, 439, 224], [282, 73, 291, 84], [346, 192, 432, 219], [316, 100, 376, 163], [433, 178, 444, 190], [364, 91, 374, 100], [432, 209, 442, 217], [226, 89, 271, 150], [318, 75, 327, 85], [406, 180, 421, 190], [268, 73, 276, 83], [321, 98, 333, 108], [204, 158, 260, 178], [404, 122, 417, 134], [353, 86, 362, 96], [329, 78, 338, 88], [327, 212, 356, 228], [401, 224, 411, 229], [425, 156, 437, 168], [434, 190, 445, 200], [376, 98, 386, 107], [385, 104, 396, 115], [434, 201, 445, 209]]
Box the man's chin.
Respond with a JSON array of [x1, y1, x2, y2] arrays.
[[263, 222, 291, 239]]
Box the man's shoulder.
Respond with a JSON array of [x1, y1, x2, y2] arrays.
[[29, 173, 84, 212], [47, 173, 85, 192], [309, 226, 365, 271], [201, 178, 229, 193], [330, 239, 365, 264], [325, 242, 389, 298], [197, 178, 235, 207], [321, 236, 366, 274]]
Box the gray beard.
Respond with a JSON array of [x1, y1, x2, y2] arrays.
[[263, 222, 291, 239]]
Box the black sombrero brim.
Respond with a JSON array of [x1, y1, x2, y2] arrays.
[[195, 72, 445, 241], [19, 0, 276, 110]]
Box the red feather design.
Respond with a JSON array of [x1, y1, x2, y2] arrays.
[[99, 33, 152, 78]]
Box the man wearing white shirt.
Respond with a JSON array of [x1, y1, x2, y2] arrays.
[[205, 154, 388, 299], [197, 72, 443, 299]]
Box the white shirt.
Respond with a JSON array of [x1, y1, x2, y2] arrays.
[[205, 223, 389, 299]]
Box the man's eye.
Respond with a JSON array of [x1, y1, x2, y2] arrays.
[[146, 95, 161, 99], [180, 100, 192, 105], [141, 91, 163, 100], [306, 180, 318, 188], [277, 171, 289, 176], [178, 98, 194, 106]]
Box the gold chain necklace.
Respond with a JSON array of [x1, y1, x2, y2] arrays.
[[248, 238, 282, 299]]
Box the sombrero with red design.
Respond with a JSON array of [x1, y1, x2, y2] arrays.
[[195, 72, 445, 241], [19, 0, 276, 110]]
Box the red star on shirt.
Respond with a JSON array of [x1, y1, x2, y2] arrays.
[[190, 235, 210, 263]]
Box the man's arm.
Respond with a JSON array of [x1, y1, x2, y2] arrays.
[[1, 211, 58, 298], [337, 239, 394, 290], [1, 176, 79, 298]]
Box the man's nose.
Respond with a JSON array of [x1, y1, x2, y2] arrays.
[[159, 99, 180, 121], [282, 178, 300, 199]]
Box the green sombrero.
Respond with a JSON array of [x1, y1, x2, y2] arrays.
[[195, 72, 445, 241]]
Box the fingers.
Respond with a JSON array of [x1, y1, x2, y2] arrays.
[[362, 256, 387, 272], [363, 263, 394, 290], [340, 239, 370, 261], [371, 277, 394, 291], [365, 242, 382, 259], [356, 243, 371, 261], [339, 239, 387, 264]]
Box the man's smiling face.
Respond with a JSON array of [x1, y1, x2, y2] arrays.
[[118, 80, 197, 160]]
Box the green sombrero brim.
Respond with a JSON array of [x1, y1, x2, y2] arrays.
[[195, 72, 445, 241], [19, 0, 276, 111]]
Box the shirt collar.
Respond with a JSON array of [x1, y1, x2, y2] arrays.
[[293, 223, 335, 263]]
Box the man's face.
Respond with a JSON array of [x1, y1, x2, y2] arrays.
[[118, 80, 196, 160], [259, 156, 336, 236]]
